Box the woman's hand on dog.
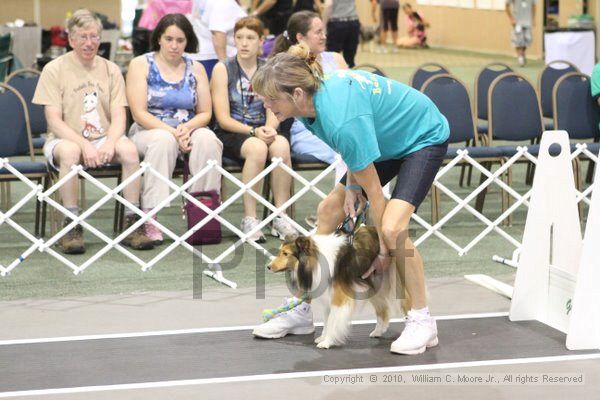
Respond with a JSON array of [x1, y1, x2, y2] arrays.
[[361, 252, 393, 279]]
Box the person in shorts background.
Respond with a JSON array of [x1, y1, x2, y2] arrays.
[[371, 0, 400, 53], [506, 0, 536, 67]]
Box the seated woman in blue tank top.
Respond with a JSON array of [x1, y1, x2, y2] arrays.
[[211, 16, 298, 243], [126, 14, 223, 245]]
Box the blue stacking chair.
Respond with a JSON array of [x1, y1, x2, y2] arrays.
[[538, 60, 579, 131], [0, 82, 49, 236], [552, 72, 600, 189], [409, 62, 450, 91], [474, 63, 513, 137], [6, 69, 46, 155], [421, 74, 504, 222], [485, 72, 544, 221]]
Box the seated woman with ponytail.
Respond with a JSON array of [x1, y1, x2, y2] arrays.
[[210, 16, 298, 243], [271, 11, 347, 182], [251, 42, 449, 357]]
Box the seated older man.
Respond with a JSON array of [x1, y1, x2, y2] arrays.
[[33, 9, 154, 254]]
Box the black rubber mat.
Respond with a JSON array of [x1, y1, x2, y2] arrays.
[[1, 317, 598, 392]]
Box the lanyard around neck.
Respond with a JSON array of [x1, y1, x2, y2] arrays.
[[235, 57, 257, 125]]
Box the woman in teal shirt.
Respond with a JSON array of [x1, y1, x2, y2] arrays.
[[251, 43, 449, 356]]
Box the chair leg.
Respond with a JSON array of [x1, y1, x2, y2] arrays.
[[466, 165, 473, 186], [0, 182, 6, 210], [113, 175, 123, 233], [474, 161, 491, 213], [503, 163, 512, 226], [459, 165, 466, 187], [573, 158, 584, 221], [5, 182, 11, 208], [430, 186, 438, 225], [40, 177, 49, 237], [34, 178, 42, 237], [585, 159, 595, 184]]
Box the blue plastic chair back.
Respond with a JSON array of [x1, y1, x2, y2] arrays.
[[476, 63, 513, 120], [488, 73, 543, 142], [7, 72, 47, 136], [421, 74, 476, 145], [410, 63, 449, 91], [553, 72, 600, 140], [0, 83, 31, 158], [539, 60, 579, 118]]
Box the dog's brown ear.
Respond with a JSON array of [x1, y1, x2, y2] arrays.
[[295, 236, 311, 253]]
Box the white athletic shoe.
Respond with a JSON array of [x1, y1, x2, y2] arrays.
[[253, 300, 315, 339], [271, 215, 299, 240], [241, 216, 266, 243], [390, 311, 438, 355]]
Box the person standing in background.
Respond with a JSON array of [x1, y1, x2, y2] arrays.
[[293, 0, 324, 14], [250, 0, 294, 36], [324, 0, 360, 68], [189, 0, 246, 79], [505, 0, 536, 67], [371, 0, 400, 53]]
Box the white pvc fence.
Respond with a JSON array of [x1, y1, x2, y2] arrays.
[[0, 142, 597, 277]]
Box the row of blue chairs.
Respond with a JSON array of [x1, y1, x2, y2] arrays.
[[417, 68, 600, 222], [409, 60, 581, 131]]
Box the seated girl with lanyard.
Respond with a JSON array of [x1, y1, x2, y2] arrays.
[[211, 16, 298, 242]]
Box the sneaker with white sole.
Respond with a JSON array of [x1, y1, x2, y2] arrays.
[[271, 215, 299, 240], [142, 208, 163, 245], [241, 216, 266, 243], [253, 299, 315, 338], [390, 311, 438, 355]]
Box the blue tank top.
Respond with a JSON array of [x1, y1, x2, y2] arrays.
[[146, 52, 197, 127], [224, 56, 266, 127]]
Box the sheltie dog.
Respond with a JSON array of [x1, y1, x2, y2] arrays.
[[267, 226, 411, 349]]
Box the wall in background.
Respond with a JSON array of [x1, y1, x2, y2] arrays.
[[1, 0, 120, 29]]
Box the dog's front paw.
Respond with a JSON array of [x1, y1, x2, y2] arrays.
[[314, 335, 325, 344], [316, 338, 334, 349], [369, 323, 389, 338]]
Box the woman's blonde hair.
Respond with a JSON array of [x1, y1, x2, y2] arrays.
[[68, 9, 103, 35], [252, 42, 323, 100]]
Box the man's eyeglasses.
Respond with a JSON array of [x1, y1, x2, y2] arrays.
[[73, 34, 101, 43]]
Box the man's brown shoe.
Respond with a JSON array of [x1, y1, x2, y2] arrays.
[[121, 214, 155, 250], [59, 219, 85, 254]]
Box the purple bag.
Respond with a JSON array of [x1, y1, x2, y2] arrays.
[[183, 158, 222, 245], [184, 190, 222, 245]]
